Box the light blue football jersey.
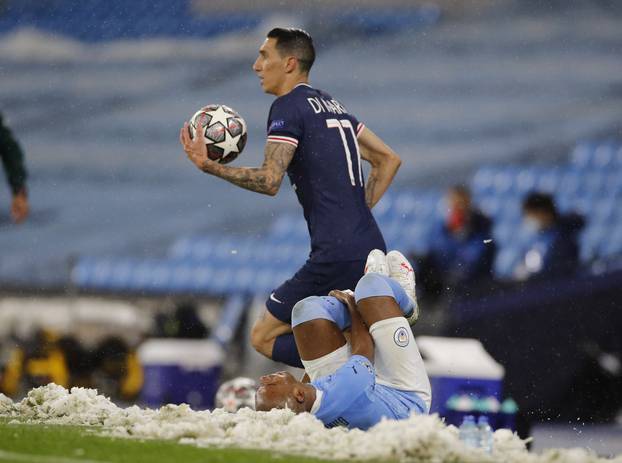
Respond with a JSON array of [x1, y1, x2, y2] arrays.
[[311, 355, 427, 430]]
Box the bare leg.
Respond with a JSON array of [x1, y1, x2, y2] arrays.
[[293, 319, 346, 361], [353, 273, 432, 410], [288, 296, 353, 380], [356, 296, 403, 328], [250, 309, 292, 358]]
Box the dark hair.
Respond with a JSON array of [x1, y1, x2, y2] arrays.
[[267, 27, 315, 74], [523, 192, 557, 217], [449, 184, 471, 199]]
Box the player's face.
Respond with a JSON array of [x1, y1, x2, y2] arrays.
[[253, 38, 288, 95], [255, 371, 306, 413]]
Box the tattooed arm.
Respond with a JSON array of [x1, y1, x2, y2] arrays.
[[357, 127, 401, 208], [180, 122, 295, 196]]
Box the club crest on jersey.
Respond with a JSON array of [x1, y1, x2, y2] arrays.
[[269, 119, 285, 131], [393, 327, 410, 347]]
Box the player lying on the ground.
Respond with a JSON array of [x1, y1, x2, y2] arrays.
[[255, 251, 431, 430]]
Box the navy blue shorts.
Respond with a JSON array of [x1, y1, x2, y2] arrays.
[[266, 259, 366, 324]]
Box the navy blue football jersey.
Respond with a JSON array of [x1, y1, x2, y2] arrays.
[[267, 83, 385, 263]]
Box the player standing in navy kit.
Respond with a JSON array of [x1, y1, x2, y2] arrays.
[[180, 28, 401, 368]]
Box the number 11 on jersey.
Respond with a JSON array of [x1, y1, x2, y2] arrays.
[[326, 119, 363, 187]]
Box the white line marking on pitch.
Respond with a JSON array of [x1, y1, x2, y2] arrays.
[[0, 449, 111, 463]]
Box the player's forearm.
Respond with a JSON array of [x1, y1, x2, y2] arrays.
[[348, 307, 374, 362], [202, 163, 280, 196], [365, 156, 400, 208]]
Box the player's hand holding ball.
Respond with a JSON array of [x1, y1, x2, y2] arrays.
[[180, 104, 247, 171]]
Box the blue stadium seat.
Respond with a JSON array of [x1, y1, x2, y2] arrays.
[[580, 225, 607, 263], [478, 196, 503, 219], [392, 190, 419, 220], [128, 261, 158, 290], [380, 219, 403, 248], [269, 214, 299, 238], [0, 0, 261, 41], [254, 267, 278, 294], [492, 167, 519, 197], [580, 172, 606, 197], [107, 260, 136, 291], [168, 237, 194, 260], [592, 142, 617, 171], [570, 141, 622, 172], [570, 141, 597, 169], [603, 171, 622, 196], [514, 167, 539, 196], [496, 197, 522, 224], [493, 246, 522, 280], [189, 265, 214, 293], [395, 223, 432, 255], [614, 144, 622, 168], [597, 225, 622, 259], [589, 199, 616, 226], [471, 165, 499, 198], [557, 170, 583, 198], [534, 167, 563, 194], [492, 223, 515, 247], [372, 192, 394, 222], [168, 236, 215, 261]]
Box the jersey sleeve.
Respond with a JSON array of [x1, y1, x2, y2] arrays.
[[312, 355, 375, 422], [266, 97, 303, 148], [349, 113, 365, 139]]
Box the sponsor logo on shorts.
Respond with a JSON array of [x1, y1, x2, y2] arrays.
[[393, 327, 410, 347], [269, 292, 283, 304]]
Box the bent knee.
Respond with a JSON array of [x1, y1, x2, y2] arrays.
[[355, 272, 392, 301], [292, 296, 325, 328], [250, 319, 276, 358]]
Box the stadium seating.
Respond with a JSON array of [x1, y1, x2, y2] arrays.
[[0, 0, 260, 41], [71, 139, 622, 294]]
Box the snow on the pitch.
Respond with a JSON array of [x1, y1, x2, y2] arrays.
[[1, 385, 620, 463]]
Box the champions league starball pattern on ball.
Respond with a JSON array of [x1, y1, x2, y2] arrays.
[[189, 104, 247, 164], [215, 377, 257, 412]]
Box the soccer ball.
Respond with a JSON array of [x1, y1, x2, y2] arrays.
[[215, 377, 257, 412], [188, 104, 247, 164]]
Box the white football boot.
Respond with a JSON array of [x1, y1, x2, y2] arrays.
[[364, 249, 389, 276], [387, 250, 419, 326]]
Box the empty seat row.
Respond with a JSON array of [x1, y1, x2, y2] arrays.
[[73, 140, 622, 294], [72, 258, 299, 295], [0, 0, 259, 41]]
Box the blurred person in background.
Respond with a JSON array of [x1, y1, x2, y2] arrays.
[[415, 185, 495, 299], [1, 113, 29, 223], [513, 192, 584, 281], [0, 339, 22, 397], [1, 330, 70, 397], [91, 336, 143, 403], [57, 335, 95, 388], [153, 300, 209, 339]]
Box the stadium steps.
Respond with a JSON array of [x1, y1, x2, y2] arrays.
[[71, 140, 622, 295]]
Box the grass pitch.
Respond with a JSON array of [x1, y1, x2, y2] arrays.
[[0, 421, 334, 463]]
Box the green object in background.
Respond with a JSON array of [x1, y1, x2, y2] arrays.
[[500, 398, 519, 414], [0, 113, 28, 195], [445, 394, 460, 411]]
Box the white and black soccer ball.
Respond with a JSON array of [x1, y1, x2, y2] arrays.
[[188, 104, 247, 164], [215, 377, 257, 412]]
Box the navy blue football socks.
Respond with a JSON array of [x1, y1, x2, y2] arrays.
[[272, 333, 304, 368]]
